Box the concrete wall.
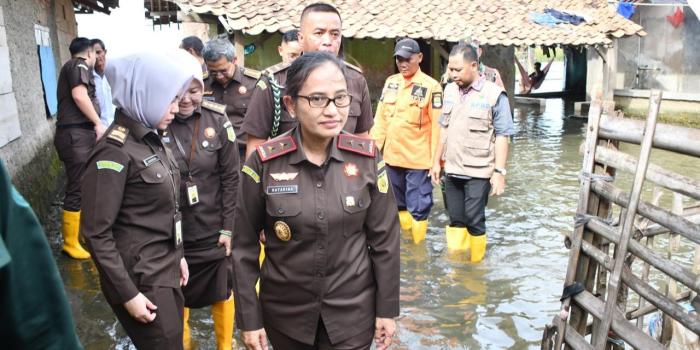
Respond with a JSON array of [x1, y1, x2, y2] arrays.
[[0, 0, 77, 221], [617, 5, 700, 95]]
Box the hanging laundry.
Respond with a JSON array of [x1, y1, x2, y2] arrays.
[[617, 2, 636, 20], [530, 12, 564, 27], [544, 8, 586, 25], [667, 7, 685, 28]]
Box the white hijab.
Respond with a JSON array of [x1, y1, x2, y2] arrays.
[[169, 49, 204, 90], [106, 52, 193, 128]]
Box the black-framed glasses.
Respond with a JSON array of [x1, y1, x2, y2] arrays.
[[296, 94, 352, 108]]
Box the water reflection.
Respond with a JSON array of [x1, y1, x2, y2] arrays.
[[50, 98, 698, 349]]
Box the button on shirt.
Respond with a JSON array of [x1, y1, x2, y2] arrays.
[[93, 71, 115, 126]]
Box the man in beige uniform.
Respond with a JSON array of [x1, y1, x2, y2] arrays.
[[430, 42, 513, 263]]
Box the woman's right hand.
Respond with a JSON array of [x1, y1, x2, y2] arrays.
[[430, 163, 442, 186], [123, 293, 157, 323], [242, 329, 269, 350]]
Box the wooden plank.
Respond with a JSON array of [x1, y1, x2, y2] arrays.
[[586, 217, 700, 294], [598, 115, 700, 158], [627, 291, 692, 320], [621, 265, 700, 334], [592, 146, 700, 200], [234, 30, 245, 67], [559, 97, 603, 348], [564, 326, 595, 350], [592, 90, 662, 349], [635, 188, 663, 329], [590, 181, 700, 245], [574, 290, 665, 350]]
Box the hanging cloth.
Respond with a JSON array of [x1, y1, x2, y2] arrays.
[[667, 7, 685, 28]]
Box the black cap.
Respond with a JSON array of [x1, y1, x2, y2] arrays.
[[394, 38, 420, 58]]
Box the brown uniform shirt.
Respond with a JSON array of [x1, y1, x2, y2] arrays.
[[233, 127, 400, 345], [241, 61, 374, 140], [165, 102, 240, 242], [82, 111, 183, 305], [203, 66, 259, 144], [56, 57, 99, 125]]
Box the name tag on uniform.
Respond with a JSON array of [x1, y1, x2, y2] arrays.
[[186, 181, 199, 206], [143, 154, 160, 167], [266, 185, 298, 195], [174, 212, 183, 248]]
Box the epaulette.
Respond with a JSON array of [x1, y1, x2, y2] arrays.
[[337, 133, 375, 157], [257, 135, 297, 162], [263, 62, 290, 77], [242, 67, 262, 80], [343, 61, 363, 74], [106, 125, 129, 147], [201, 100, 226, 115]]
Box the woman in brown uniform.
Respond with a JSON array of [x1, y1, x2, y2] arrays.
[[81, 52, 192, 350], [233, 52, 400, 350], [165, 52, 240, 350]]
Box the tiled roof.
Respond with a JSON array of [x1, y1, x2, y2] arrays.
[[172, 0, 646, 46]]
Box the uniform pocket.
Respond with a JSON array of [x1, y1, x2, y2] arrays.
[[341, 189, 372, 237], [139, 166, 166, 184], [265, 196, 302, 241]]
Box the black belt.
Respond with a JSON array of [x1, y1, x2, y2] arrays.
[[56, 122, 94, 130]]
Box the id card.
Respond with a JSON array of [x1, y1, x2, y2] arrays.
[[174, 212, 183, 248], [186, 181, 199, 206]]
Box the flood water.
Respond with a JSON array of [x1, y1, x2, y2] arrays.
[[48, 97, 699, 349]]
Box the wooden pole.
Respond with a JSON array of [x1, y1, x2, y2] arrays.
[[592, 90, 662, 349], [558, 96, 603, 349], [591, 181, 700, 245], [660, 194, 684, 343], [635, 188, 663, 329], [598, 115, 700, 158], [574, 290, 666, 350], [586, 218, 700, 294], [234, 30, 245, 67], [592, 146, 700, 200]]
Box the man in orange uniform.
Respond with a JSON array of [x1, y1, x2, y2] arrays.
[[371, 38, 442, 244]]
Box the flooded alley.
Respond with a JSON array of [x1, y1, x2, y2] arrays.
[[44, 98, 698, 349]]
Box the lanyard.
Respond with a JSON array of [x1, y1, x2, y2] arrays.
[[170, 115, 200, 179]]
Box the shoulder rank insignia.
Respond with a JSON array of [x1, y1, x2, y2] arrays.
[[106, 125, 129, 146], [343, 60, 363, 74], [201, 100, 226, 115], [337, 133, 375, 157], [263, 62, 290, 76], [242, 67, 262, 80], [257, 135, 297, 162]]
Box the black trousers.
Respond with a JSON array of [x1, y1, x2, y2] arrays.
[[54, 127, 96, 211], [265, 318, 373, 350], [444, 176, 491, 235], [111, 286, 184, 350]]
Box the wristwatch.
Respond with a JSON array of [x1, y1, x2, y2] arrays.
[[494, 168, 507, 176]]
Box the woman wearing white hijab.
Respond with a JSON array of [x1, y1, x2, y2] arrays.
[[81, 52, 192, 349], [164, 51, 240, 350]]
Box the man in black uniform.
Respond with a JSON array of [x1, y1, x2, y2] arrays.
[[53, 37, 104, 259], [242, 2, 374, 159], [202, 38, 261, 158]]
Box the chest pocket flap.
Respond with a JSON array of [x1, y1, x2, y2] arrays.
[[341, 188, 372, 237], [265, 195, 302, 218], [138, 165, 166, 184]]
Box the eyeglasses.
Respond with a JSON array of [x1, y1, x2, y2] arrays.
[[209, 64, 232, 77], [296, 94, 352, 108]]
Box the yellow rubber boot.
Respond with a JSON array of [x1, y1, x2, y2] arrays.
[[470, 234, 487, 263], [212, 295, 235, 350], [62, 210, 90, 259], [445, 226, 470, 251], [398, 210, 413, 231], [182, 307, 192, 350], [411, 219, 428, 244]]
